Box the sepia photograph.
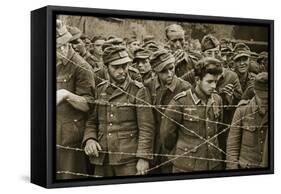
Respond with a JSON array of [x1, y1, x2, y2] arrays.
[[55, 12, 271, 181]]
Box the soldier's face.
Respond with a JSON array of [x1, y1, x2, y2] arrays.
[[234, 56, 250, 74], [157, 63, 175, 86], [108, 63, 128, 84], [255, 91, 268, 110], [93, 40, 105, 56], [203, 47, 221, 59], [128, 41, 140, 53], [168, 34, 185, 51], [136, 58, 151, 74], [71, 39, 86, 55], [198, 73, 219, 96]]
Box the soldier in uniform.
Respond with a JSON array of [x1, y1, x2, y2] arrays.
[[126, 37, 141, 59], [145, 49, 192, 174], [226, 72, 269, 169], [56, 20, 95, 179], [82, 46, 155, 177], [161, 57, 224, 173], [200, 35, 243, 161], [165, 24, 198, 77], [133, 48, 155, 85], [257, 51, 268, 73], [89, 35, 106, 70], [93, 38, 143, 86], [232, 43, 257, 100]]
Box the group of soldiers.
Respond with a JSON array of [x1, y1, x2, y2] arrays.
[[56, 19, 269, 179]]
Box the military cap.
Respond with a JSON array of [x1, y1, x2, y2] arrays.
[[91, 35, 106, 43], [165, 24, 185, 40], [254, 72, 268, 91], [67, 26, 82, 42], [103, 46, 132, 66], [56, 19, 72, 48], [150, 49, 175, 72], [102, 38, 124, 51], [201, 34, 220, 52], [233, 42, 251, 60], [133, 48, 151, 61], [127, 37, 139, 45], [143, 35, 155, 43], [257, 51, 268, 63]]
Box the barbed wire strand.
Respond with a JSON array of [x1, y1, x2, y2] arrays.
[[57, 52, 267, 173]]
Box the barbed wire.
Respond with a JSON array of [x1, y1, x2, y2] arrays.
[[56, 170, 101, 178], [57, 52, 231, 156], [56, 52, 267, 174]]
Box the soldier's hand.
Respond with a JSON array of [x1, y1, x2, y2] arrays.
[[221, 84, 234, 96], [57, 89, 70, 105], [136, 159, 149, 175], [84, 139, 102, 157], [174, 50, 186, 65]]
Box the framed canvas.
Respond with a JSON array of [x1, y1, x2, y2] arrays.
[[31, 5, 274, 188]]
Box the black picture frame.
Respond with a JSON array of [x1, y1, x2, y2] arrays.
[[31, 5, 274, 188]]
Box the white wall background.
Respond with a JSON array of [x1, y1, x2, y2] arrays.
[[0, 0, 279, 193]]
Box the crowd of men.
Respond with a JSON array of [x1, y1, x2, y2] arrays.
[[56, 19, 269, 179]]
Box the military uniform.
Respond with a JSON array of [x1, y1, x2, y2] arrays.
[[83, 46, 155, 177], [56, 43, 95, 179], [226, 72, 269, 169], [226, 98, 268, 169], [161, 88, 224, 172], [83, 76, 155, 176], [145, 50, 192, 173]]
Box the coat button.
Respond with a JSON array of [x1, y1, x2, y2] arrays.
[[110, 114, 113, 117], [108, 133, 111, 136], [161, 116, 164, 119], [109, 123, 112, 126], [130, 133, 134, 137], [111, 104, 114, 107], [73, 119, 77, 122], [63, 79, 67, 82], [261, 130, 264, 134], [184, 148, 188, 152], [260, 140, 263, 144]]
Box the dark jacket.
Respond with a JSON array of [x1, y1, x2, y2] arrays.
[[83, 76, 155, 165], [161, 88, 224, 172], [226, 97, 268, 169], [145, 76, 191, 154]]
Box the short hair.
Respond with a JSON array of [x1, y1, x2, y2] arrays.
[[194, 57, 223, 79]]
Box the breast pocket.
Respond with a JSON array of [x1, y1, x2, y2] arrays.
[[182, 108, 200, 137], [61, 119, 84, 146], [242, 118, 257, 147], [117, 106, 136, 122], [57, 73, 74, 90]]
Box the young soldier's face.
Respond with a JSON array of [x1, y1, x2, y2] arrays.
[[136, 58, 151, 74], [93, 39, 105, 56], [128, 41, 140, 53], [157, 63, 175, 86], [203, 46, 221, 59], [108, 63, 128, 84], [199, 73, 219, 96], [234, 56, 250, 74]]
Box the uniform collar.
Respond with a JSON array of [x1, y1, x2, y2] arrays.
[[106, 75, 131, 91], [193, 86, 215, 105]]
